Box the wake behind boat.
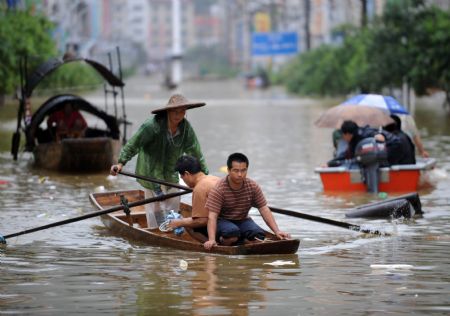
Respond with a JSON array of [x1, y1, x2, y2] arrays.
[[89, 189, 300, 255]]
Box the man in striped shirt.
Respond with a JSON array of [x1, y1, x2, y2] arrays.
[[204, 153, 291, 250]]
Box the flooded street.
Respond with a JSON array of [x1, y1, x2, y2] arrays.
[[1, 76, 450, 315]]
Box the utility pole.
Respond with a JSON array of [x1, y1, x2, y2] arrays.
[[170, 0, 182, 89], [304, 0, 311, 51], [361, 0, 368, 27], [241, 1, 251, 73]]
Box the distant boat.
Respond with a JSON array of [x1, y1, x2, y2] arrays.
[[12, 51, 128, 172], [90, 189, 301, 255]]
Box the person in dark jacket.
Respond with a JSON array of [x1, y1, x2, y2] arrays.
[[384, 115, 416, 165], [327, 120, 401, 167], [327, 121, 381, 167]]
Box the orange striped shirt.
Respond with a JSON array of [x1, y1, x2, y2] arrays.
[[206, 176, 267, 220]]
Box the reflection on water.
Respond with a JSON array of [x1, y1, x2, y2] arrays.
[[1, 78, 450, 314]]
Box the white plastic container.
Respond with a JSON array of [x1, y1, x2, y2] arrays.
[[145, 209, 158, 229], [154, 209, 170, 226]]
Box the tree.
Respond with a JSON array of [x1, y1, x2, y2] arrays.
[[367, 0, 450, 108], [280, 44, 351, 96], [409, 6, 450, 108], [274, 0, 450, 102], [0, 9, 56, 104], [365, 0, 421, 91], [335, 25, 372, 93]]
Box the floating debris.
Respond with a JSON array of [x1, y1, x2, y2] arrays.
[[179, 259, 188, 270], [94, 186, 106, 193], [0, 179, 9, 189], [106, 175, 117, 181], [378, 192, 388, 199], [263, 260, 296, 266], [370, 264, 414, 270]]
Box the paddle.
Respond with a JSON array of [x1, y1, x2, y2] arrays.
[[118, 170, 193, 192], [118, 171, 389, 236], [269, 207, 388, 235], [0, 190, 189, 244], [11, 59, 26, 161]]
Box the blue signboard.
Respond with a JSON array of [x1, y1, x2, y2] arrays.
[[251, 32, 298, 56]]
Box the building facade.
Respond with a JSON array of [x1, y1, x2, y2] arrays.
[[8, 0, 447, 75]]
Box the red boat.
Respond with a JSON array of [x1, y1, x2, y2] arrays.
[[315, 158, 436, 192]]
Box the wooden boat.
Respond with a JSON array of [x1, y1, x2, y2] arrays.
[[314, 158, 436, 192], [89, 189, 300, 255], [12, 53, 128, 172], [28, 94, 123, 171]]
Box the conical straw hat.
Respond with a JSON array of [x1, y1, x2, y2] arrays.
[[151, 94, 206, 114]]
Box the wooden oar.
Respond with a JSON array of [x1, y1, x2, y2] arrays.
[[118, 170, 192, 192], [118, 171, 389, 236], [0, 190, 189, 244], [11, 58, 27, 161], [269, 207, 388, 236]]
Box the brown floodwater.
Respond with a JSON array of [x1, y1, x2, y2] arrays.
[[1, 76, 450, 315]]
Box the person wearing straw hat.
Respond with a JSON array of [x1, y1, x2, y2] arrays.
[[110, 94, 209, 229]]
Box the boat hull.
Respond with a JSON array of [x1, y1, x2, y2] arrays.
[[315, 158, 436, 192], [34, 137, 120, 171], [90, 190, 300, 255]]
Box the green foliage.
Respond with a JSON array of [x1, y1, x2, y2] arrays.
[[279, 0, 450, 103], [368, 0, 450, 105], [280, 32, 370, 97], [408, 6, 450, 95], [0, 9, 56, 96], [33, 62, 104, 96], [366, 0, 424, 89], [340, 28, 372, 92]]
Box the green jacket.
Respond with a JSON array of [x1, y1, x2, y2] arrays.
[[118, 116, 208, 190]]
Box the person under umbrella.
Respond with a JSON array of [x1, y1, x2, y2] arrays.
[[339, 94, 429, 158], [384, 115, 416, 165], [326, 120, 402, 168]]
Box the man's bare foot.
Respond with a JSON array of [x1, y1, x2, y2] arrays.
[[219, 236, 238, 246]]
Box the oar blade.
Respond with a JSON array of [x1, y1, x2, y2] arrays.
[[11, 132, 21, 160]]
